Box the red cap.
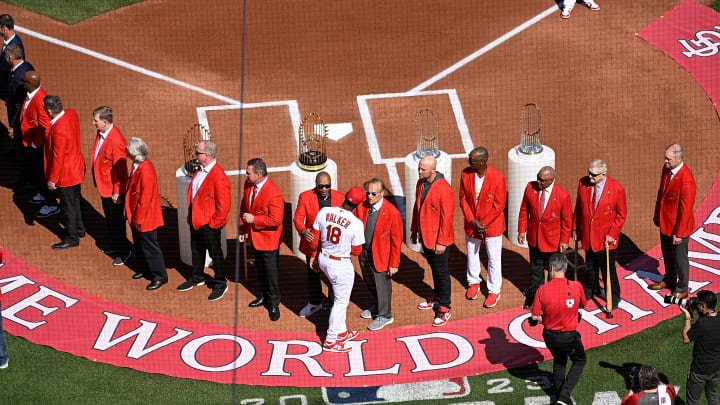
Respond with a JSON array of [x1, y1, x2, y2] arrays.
[[346, 186, 366, 205]]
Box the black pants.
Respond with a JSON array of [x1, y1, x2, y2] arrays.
[[305, 255, 333, 306], [189, 224, 226, 288], [132, 228, 167, 282], [525, 245, 554, 302], [360, 250, 393, 318], [256, 248, 280, 310], [23, 145, 45, 191], [58, 184, 84, 242], [422, 245, 451, 310], [542, 329, 586, 404], [660, 232, 690, 293], [102, 195, 129, 253], [585, 247, 620, 307]]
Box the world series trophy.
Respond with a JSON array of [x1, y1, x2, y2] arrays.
[[508, 102, 555, 247], [290, 112, 338, 260], [183, 124, 212, 177], [297, 112, 328, 171], [415, 108, 440, 158]]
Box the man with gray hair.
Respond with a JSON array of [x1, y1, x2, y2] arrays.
[[572, 159, 627, 308], [531, 253, 587, 405], [177, 140, 231, 301]]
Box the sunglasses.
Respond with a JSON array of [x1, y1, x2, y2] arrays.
[[366, 191, 379, 196], [588, 171, 604, 178], [316, 184, 331, 189], [195, 151, 206, 156]]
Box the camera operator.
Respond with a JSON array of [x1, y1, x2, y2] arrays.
[[621, 364, 676, 405], [680, 290, 720, 405], [530, 253, 586, 405]]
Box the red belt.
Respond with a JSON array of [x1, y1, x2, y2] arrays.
[[328, 254, 349, 261]]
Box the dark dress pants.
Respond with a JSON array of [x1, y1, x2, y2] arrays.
[[360, 248, 392, 318], [660, 232, 690, 293], [305, 255, 333, 306], [542, 329, 586, 404], [584, 247, 620, 307], [256, 247, 280, 310], [23, 145, 45, 191], [190, 224, 226, 288], [525, 245, 554, 302], [132, 228, 167, 282], [422, 245, 451, 309], [58, 184, 84, 242], [102, 195, 129, 253]]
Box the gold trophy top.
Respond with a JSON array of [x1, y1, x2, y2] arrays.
[[298, 112, 328, 171]]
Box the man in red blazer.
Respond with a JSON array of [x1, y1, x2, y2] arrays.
[[43, 95, 86, 250], [239, 157, 284, 321], [20, 71, 49, 203], [357, 178, 403, 330], [177, 140, 231, 302], [518, 166, 572, 309], [125, 137, 167, 290], [649, 144, 696, 298], [293, 171, 343, 318], [411, 155, 455, 327], [91, 106, 130, 266], [572, 159, 627, 308], [459, 147, 507, 308]]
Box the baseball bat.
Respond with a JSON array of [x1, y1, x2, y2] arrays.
[[605, 242, 613, 317]]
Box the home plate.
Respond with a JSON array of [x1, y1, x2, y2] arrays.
[[326, 122, 353, 141]]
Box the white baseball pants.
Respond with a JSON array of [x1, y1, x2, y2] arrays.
[[319, 252, 355, 341], [465, 234, 503, 294]]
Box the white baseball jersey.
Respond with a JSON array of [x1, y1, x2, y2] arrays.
[[312, 206, 365, 256]]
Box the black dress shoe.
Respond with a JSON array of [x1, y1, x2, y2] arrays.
[[132, 272, 145, 279], [78, 230, 86, 238], [146, 280, 166, 290], [269, 308, 280, 321], [52, 240, 79, 250], [249, 297, 264, 307]]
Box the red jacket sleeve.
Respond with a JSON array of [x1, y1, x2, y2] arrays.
[[560, 190, 572, 245], [674, 173, 696, 237], [293, 193, 308, 233], [388, 208, 403, 268], [518, 185, 530, 233], [459, 172, 475, 223], [609, 182, 627, 240], [209, 170, 232, 229], [48, 128, 69, 184], [110, 137, 129, 196], [482, 174, 506, 228], [436, 183, 455, 246]]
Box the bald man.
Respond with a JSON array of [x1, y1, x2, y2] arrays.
[[649, 144, 696, 299], [518, 166, 572, 309], [411, 155, 455, 327], [293, 171, 343, 317], [20, 71, 50, 202]]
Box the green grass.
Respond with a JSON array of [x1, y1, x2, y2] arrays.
[[1, 312, 710, 404], [3, 0, 144, 25], [712, 0, 720, 13]]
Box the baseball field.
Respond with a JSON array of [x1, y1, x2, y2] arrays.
[[1, 0, 720, 403]]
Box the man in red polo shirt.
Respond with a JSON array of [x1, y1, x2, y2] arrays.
[[531, 253, 586, 405]]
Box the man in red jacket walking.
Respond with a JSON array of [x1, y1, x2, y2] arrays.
[[459, 147, 507, 308], [411, 155, 455, 327], [649, 144, 696, 298], [91, 106, 130, 266], [20, 71, 50, 205], [43, 95, 86, 250]]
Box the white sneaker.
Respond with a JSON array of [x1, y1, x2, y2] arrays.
[[0, 359, 7, 369], [299, 302, 322, 318], [584, 0, 599, 10], [561, 6, 573, 18]]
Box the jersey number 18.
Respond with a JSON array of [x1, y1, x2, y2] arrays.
[[326, 225, 342, 244]]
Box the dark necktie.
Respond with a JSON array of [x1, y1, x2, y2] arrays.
[[591, 185, 598, 214]]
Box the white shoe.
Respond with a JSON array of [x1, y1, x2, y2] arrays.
[[299, 302, 322, 318], [0, 359, 7, 369], [561, 7, 573, 18], [584, 0, 599, 10]]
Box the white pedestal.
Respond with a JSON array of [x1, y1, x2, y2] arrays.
[[289, 159, 338, 261], [176, 167, 227, 266], [403, 151, 452, 253], [506, 146, 555, 247]]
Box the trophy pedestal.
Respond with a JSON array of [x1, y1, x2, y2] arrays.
[[507, 145, 555, 247], [175, 167, 227, 266], [289, 159, 338, 261], [403, 151, 452, 253]]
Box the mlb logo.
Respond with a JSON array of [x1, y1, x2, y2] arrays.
[[322, 377, 469, 404]]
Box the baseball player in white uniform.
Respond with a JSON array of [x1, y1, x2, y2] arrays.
[[309, 186, 366, 353]]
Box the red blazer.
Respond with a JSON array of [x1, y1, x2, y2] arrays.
[[356, 199, 403, 272], [518, 181, 572, 252], [44, 108, 86, 187], [411, 176, 455, 250], [573, 176, 627, 252], [654, 164, 696, 238], [186, 163, 231, 230], [459, 165, 506, 238], [20, 86, 49, 148], [293, 188, 344, 257], [239, 177, 284, 250], [125, 159, 163, 232], [91, 125, 128, 198]]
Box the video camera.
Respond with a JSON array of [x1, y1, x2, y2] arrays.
[[664, 294, 697, 312]]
